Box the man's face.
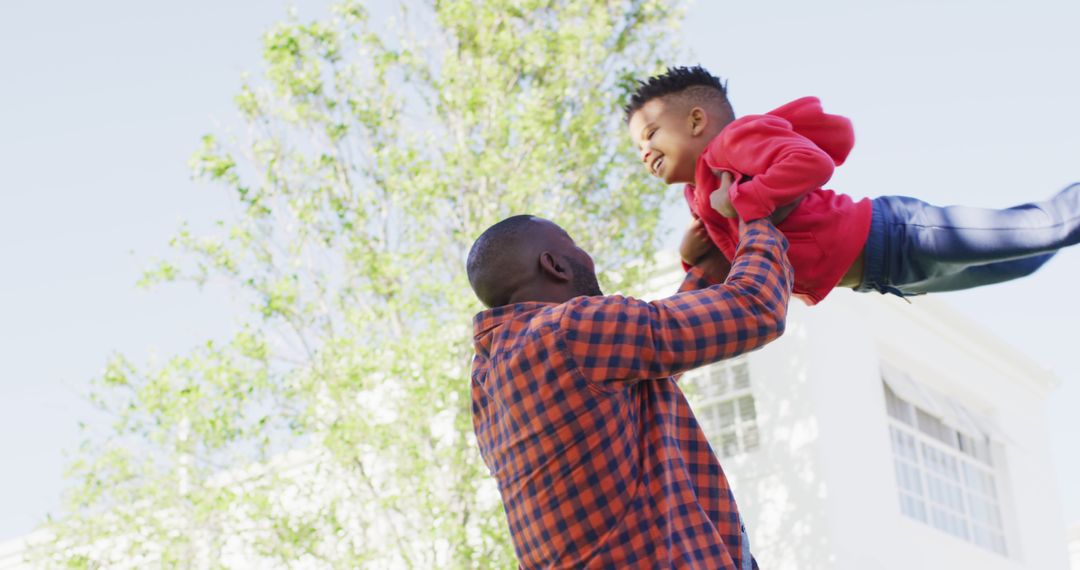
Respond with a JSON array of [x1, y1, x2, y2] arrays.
[[628, 97, 704, 185]]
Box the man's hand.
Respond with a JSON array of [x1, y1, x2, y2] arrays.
[[680, 217, 713, 266], [695, 247, 732, 281], [709, 170, 738, 218], [711, 169, 803, 225], [680, 217, 732, 280]]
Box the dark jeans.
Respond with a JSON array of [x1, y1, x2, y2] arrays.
[[857, 183, 1080, 296]]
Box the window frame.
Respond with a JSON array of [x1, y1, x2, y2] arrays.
[[884, 380, 1008, 556], [682, 357, 760, 459]]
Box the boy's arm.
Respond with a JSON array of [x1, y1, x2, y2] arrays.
[[705, 115, 836, 221], [558, 219, 792, 385]]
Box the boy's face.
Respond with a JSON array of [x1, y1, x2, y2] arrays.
[[628, 97, 710, 185]]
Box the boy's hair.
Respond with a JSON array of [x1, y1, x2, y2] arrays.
[[624, 65, 733, 123]]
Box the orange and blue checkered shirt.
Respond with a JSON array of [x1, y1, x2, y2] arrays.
[[470, 219, 792, 569]]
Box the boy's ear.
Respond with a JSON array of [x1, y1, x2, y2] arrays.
[[538, 251, 571, 282], [688, 107, 709, 137]]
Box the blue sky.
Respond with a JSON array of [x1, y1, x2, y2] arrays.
[[2, 0, 1077, 544]]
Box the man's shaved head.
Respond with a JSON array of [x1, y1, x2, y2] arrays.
[[467, 215, 541, 307], [467, 215, 601, 308]]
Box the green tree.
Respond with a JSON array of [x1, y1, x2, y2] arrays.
[[36, 1, 683, 567]]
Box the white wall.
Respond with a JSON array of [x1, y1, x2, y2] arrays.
[[709, 288, 1068, 570]]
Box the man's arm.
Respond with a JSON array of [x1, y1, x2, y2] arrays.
[[559, 219, 793, 385]]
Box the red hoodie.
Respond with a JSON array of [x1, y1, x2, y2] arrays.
[[686, 96, 873, 305]]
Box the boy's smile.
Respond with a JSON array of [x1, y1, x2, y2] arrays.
[[628, 97, 710, 185]]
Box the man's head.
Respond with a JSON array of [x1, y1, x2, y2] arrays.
[[625, 66, 735, 185], [467, 215, 602, 309]]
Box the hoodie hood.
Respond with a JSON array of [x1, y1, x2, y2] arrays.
[[766, 96, 854, 167]]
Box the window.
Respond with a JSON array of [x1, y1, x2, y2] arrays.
[[681, 358, 759, 458], [884, 378, 1007, 555]]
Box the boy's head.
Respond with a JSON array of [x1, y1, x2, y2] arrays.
[[625, 66, 734, 185]]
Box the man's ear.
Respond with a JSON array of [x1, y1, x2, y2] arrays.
[[538, 251, 571, 282], [688, 106, 709, 137]]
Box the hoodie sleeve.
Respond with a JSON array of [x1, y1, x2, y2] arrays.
[[704, 114, 836, 221]]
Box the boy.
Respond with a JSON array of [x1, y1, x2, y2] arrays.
[[627, 66, 1080, 304]]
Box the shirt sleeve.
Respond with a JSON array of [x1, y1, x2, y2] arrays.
[[706, 115, 836, 221], [558, 219, 793, 386]]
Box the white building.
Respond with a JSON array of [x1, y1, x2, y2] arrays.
[[644, 258, 1071, 569]]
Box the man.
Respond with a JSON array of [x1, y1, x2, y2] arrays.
[[466, 207, 793, 568]]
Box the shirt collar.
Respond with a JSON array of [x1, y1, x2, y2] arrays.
[[472, 302, 553, 358]]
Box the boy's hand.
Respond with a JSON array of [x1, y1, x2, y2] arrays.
[[709, 170, 738, 218]]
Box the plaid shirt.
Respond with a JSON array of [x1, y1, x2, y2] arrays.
[[470, 219, 792, 569]]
